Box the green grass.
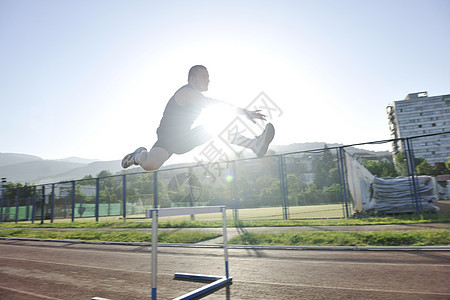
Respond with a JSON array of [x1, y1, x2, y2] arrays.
[[233, 214, 450, 227], [0, 229, 220, 244], [1, 205, 449, 246], [2, 213, 449, 229], [3, 228, 446, 246], [229, 230, 450, 247]]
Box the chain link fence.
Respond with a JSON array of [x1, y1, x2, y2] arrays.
[[1, 132, 448, 223]]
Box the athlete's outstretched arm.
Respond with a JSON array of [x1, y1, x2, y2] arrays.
[[204, 97, 267, 123], [240, 108, 267, 123]]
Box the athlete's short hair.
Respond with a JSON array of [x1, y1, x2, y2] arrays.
[[188, 65, 207, 81]]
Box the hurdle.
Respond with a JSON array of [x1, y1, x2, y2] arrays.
[[146, 206, 232, 300]]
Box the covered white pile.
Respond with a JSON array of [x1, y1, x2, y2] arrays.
[[345, 152, 439, 214], [371, 176, 439, 214]]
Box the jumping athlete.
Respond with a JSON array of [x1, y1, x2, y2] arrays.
[[122, 65, 275, 171]]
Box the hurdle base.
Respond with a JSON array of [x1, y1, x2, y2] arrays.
[[173, 273, 232, 300]]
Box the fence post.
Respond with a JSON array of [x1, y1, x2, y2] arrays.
[[5, 197, 10, 222], [403, 138, 422, 215], [96, 178, 100, 222], [71, 181, 76, 222], [50, 184, 55, 223], [337, 147, 350, 218], [153, 171, 158, 209], [15, 187, 19, 223], [0, 190, 3, 222], [41, 186, 45, 224], [31, 186, 36, 224], [0, 189, 4, 222], [26, 196, 30, 221], [278, 155, 289, 220], [231, 161, 239, 221], [122, 175, 127, 219], [188, 167, 195, 220], [63, 187, 67, 219]]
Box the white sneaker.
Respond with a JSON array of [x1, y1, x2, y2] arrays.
[[121, 147, 147, 168], [252, 123, 275, 157]]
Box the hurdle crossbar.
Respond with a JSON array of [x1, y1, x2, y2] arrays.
[[147, 206, 231, 300], [173, 273, 232, 300]]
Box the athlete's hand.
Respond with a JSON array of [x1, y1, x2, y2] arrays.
[[243, 109, 267, 123]]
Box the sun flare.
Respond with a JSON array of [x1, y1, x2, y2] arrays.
[[194, 103, 236, 136]]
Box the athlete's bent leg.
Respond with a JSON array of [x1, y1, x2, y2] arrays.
[[172, 125, 212, 154], [137, 147, 171, 171], [122, 147, 147, 169], [229, 123, 275, 157]]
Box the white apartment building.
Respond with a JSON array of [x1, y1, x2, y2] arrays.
[[386, 91, 450, 165]]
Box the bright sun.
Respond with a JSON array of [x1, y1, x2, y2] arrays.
[[193, 103, 236, 136]]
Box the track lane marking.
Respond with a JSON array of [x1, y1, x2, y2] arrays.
[[0, 285, 61, 300], [0, 246, 449, 268], [0, 256, 150, 274]]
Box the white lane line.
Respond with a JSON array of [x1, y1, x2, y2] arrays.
[[1, 243, 449, 268], [0, 256, 149, 274], [0, 285, 61, 300]]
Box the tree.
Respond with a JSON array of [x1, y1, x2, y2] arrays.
[[394, 151, 426, 176], [433, 162, 448, 175], [259, 176, 280, 207], [97, 170, 121, 204], [298, 182, 319, 205], [394, 152, 447, 176], [2, 183, 34, 200], [79, 174, 96, 185], [286, 174, 301, 206], [312, 145, 338, 189], [416, 160, 439, 176], [363, 161, 397, 177]]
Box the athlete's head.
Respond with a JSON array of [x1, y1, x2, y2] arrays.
[[188, 65, 209, 92]]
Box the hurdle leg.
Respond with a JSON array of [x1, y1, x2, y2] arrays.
[[222, 207, 229, 279], [148, 206, 231, 299], [151, 210, 158, 299]]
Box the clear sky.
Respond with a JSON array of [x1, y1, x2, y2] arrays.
[[1, 0, 449, 163]]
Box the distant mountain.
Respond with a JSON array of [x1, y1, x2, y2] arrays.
[[0, 152, 123, 184], [0, 153, 42, 167], [0, 160, 86, 183], [37, 160, 124, 183], [271, 142, 343, 154], [272, 143, 391, 156], [55, 157, 100, 164]]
